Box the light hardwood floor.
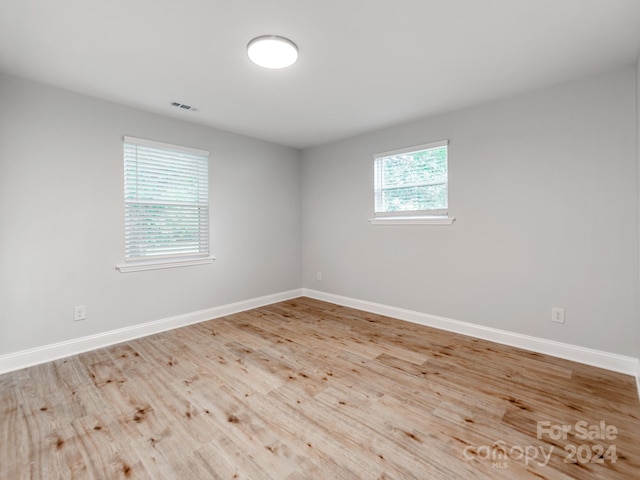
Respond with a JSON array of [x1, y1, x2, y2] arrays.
[[1, 297, 639, 479]]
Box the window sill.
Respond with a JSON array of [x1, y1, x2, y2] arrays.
[[116, 256, 216, 273], [369, 216, 456, 226]]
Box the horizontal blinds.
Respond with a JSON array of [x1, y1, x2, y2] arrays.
[[374, 141, 448, 215], [124, 138, 209, 261]]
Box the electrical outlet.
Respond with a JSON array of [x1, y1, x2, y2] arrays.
[[551, 307, 565, 324], [74, 305, 86, 321], [316, 271, 322, 281]]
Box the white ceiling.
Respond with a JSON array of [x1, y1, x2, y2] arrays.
[[1, 0, 639, 149]]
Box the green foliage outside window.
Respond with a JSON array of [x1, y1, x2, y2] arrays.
[[375, 145, 447, 213]]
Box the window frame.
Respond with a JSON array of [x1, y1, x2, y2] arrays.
[[116, 136, 215, 273], [370, 140, 455, 226]]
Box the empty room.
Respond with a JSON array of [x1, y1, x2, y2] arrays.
[[1, 1, 640, 479]]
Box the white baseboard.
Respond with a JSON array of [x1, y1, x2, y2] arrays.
[[637, 362, 640, 403], [3, 287, 639, 400], [303, 289, 640, 380], [0, 289, 303, 375]]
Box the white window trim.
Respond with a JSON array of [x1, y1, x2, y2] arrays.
[[375, 140, 448, 159], [373, 139, 453, 225], [118, 136, 212, 272], [123, 136, 209, 156], [369, 215, 455, 226], [116, 256, 215, 273]]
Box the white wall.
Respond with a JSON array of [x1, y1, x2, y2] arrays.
[[0, 73, 301, 356], [302, 66, 638, 357]]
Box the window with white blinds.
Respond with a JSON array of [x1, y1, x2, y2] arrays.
[[374, 140, 448, 218], [122, 136, 210, 266]]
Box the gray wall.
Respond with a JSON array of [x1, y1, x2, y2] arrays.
[[302, 66, 638, 356], [0, 73, 301, 356], [637, 56, 640, 362], [2, 65, 639, 360]]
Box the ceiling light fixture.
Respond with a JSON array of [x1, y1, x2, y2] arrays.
[[247, 35, 298, 69]]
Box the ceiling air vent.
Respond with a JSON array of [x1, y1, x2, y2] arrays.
[[171, 102, 198, 112]]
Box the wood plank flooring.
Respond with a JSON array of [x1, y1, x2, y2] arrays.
[[1, 297, 639, 479]]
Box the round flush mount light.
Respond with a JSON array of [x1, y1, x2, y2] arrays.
[[247, 35, 298, 69]]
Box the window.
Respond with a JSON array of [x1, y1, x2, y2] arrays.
[[116, 136, 214, 272], [371, 140, 454, 225]]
